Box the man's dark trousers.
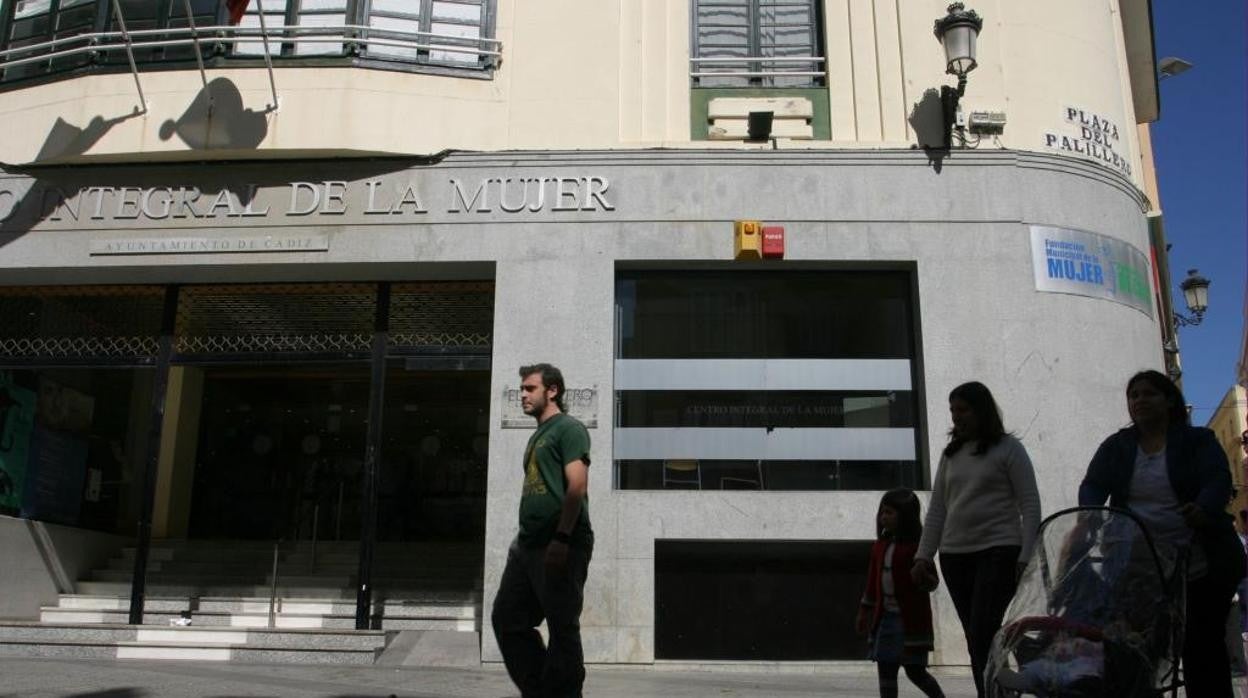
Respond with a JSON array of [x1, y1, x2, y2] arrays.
[[492, 537, 592, 698]]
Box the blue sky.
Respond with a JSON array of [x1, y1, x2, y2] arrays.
[[1150, 0, 1247, 425]]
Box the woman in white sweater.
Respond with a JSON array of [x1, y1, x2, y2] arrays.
[[910, 381, 1041, 698]]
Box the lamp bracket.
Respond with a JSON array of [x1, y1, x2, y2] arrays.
[[1173, 311, 1205, 328]]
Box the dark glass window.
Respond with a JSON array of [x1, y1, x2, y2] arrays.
[[618, 271, 914, 359], [656, 540, 871, 660], [617, 390, 914, 428], [614, 270, 924, 491], [0, 367, 153, 536], [616, 459, 920, 491]]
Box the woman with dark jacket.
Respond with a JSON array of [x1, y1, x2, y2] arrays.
[[1079, 370, 1246, 698]]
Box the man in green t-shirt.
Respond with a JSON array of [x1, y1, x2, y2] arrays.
[[492, 363, 593, 698]]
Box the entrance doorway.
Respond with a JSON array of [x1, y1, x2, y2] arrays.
[[378, 365, 491, 543], [187, 364, 369, 542], [186, 363, 491, 546]]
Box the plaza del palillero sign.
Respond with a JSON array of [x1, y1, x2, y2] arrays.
[[1042, 106, 1132, 178], [0, 171, 616, 254]]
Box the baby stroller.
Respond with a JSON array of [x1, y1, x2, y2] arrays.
[[985, 506, 1186, 697]]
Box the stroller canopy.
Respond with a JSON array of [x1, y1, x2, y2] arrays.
[[986, 506, 1185, 697]]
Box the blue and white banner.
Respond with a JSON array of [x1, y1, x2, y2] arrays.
[[1030, 225, 1153, 317]]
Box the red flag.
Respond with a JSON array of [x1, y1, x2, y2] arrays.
[[227, 0, 250, 25]]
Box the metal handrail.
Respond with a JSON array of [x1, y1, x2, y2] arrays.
[[335, 480, 344, 542], [0, 36, 498, 72], [690, 56, 825, 64], [1, 23, 502, 45], [691, 71, 827, 78], [267, 540, 281, 629], [0, 23, 501, 60], [689, 56, 827, 80], [310, 504, 319, 572]]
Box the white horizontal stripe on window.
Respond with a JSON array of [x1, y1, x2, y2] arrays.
[[614, 427, 916, 461], [614, 359, 912, 391]]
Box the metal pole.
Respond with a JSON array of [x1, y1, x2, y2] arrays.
[[311, 504, 319, 572], [127, 286, 178, 625], [180, 0, 211, 113], [109, 0, 148, 114], [267, 541, 280, 628], [354, 283, 390, 629], [335, 480, 344, 541], [253, 0, 280, 110]]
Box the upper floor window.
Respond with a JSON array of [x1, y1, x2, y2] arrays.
[[0, 0, 499, 86], [691, 0, 825, 88]]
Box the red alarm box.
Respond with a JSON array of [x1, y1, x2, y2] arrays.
[[761, 226, 785, 259]]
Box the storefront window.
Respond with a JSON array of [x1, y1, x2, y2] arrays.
[[0, 367, 153, 535], [614, 270, 924, 491]]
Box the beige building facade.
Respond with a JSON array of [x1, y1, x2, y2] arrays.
[[1207, 386, 1248, 528], [0, 0, 1170, 668]]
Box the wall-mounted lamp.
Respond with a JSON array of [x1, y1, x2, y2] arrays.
[[934, 3, 983, 149], [1174, 268, 1211, 327]]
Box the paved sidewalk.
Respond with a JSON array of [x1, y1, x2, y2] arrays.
[[0, 659, 981, 697]]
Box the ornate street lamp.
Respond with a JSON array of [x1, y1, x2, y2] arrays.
[[1175, 268, 1210, 327], [934, 3, 984, 149]]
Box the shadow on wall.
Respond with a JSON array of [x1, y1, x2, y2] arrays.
[[35, 114, 136, 163], [159, 77, 271, 150], [908, 88, 949, 172], [0, 77, 282, 246]]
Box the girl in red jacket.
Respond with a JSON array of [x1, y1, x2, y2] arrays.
[[857, 488, 945, 698]]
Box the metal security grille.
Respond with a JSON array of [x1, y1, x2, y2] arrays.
[[174, 283, 376, 358], [0, 285, 164, 363], [389, 282, 493, 354]]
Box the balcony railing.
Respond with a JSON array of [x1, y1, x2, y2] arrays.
[[690, 56, 826, 88], [0, 21, 502, 86]]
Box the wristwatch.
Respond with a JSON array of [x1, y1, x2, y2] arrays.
[[552, 531, 572, 545]]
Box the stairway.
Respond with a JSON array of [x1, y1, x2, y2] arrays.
[[0, 539, 483, 664]]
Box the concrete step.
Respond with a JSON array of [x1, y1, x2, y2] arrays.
[[54, 595, 191, 612], [91, 570, 481, 587], [56, 594, 480, 613], [198, 597, 479, 617], [45, 596, 478, 627], [0, 637, 381, 664], [40, 607, 476, 631], [40, 608, 184, 625], [116, 641, 382, 664], [192, 614, 476, 631], [76, 581, 480, 599], [123, 542, 480, 557], [105, 558, 482, 574], [0, 622, 387, 651]]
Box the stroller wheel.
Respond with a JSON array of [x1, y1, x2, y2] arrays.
[[993, 667, 1028, 696]]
